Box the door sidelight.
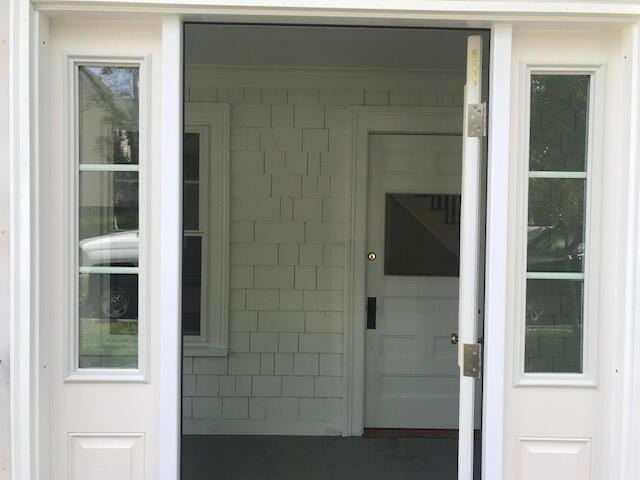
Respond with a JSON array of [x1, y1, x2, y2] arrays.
[[367, 297, 377, 329]]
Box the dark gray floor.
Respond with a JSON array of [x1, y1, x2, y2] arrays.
[[182, 435, 481, 480]]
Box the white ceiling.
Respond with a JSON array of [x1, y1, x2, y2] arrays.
[[185, 24, 486, 70]]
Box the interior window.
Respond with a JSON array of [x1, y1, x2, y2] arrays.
[[182, 131, 204, 337]]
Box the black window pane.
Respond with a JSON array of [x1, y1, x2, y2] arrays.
[[184, 132, 200, 181], [384, 193, 460, 276], [525, 279, 583, 373], [529, 74, 589, 172], [182, 236, 202, 336], [527, 178, 585, 273], [183, 183, 200, 231]]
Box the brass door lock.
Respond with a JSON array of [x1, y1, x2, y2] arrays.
[[367, 252, 377, 261]]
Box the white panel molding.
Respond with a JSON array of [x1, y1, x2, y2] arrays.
[[517, 437, 591, 480], [68, 433, 145, 480]]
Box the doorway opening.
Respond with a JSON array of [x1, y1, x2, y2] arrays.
[[180, 23, 489, 480]]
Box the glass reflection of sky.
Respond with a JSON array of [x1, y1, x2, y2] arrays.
[[85, 66, 137, 98]]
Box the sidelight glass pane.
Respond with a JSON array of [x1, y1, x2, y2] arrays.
[[78, 66, 139, 165], [78, 272, 139, 368], [527, 178, 585, 273], [384, 193, 460, 276], [524, 279, 583, 373], [79, 171, 139, 267], [182, 236, 203, 336], [76, 63, 141, 371], [529, 74, 590, 172]]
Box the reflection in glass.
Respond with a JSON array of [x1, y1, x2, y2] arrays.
[[182, 236, 203, 336], [79, 272, 138, 368], [524, 279, 583, 373], [527, 178, 585, 272], [79, 66, 139, 165], [384, 193, 460, 276], [79, 171, 139, 266], [529, 74, 589, 172]]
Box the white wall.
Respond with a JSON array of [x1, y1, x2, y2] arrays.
[[0, 0, 11, 475], [182, 66, 465, 435]]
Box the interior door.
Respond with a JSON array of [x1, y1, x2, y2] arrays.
[[457, 35, 485, 480], [364, 134, 463, 429]]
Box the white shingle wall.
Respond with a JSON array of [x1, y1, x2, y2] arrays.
[[183, 74, 463, 435]]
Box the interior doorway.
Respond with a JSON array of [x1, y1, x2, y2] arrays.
[[180, 23, 489, 480], [364, 133, 465, 431]]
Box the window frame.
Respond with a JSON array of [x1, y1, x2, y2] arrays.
[[66, 56, 150, 382], [514, 65, 604, 387], [182, 125, 210, 339], [182, 103, 230, 357]]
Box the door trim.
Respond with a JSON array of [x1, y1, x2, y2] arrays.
[[159, 15, 183, 480], [481, 23, 511, 480], [344, 106, 464, 436]]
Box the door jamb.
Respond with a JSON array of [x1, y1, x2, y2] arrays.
[[481, 23, 511, 480]]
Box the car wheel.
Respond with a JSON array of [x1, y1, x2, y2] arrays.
[[101, 286, 130, 319]]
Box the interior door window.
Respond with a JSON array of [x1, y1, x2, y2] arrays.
[[384, 193, 461, 276]]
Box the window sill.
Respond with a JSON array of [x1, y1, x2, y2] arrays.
[[514, 374, 597, 388]]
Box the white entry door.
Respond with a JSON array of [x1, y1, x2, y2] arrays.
[[364, 133, 463, 429]]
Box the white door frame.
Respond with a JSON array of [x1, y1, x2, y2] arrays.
[[10, 3, 640, 479]]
